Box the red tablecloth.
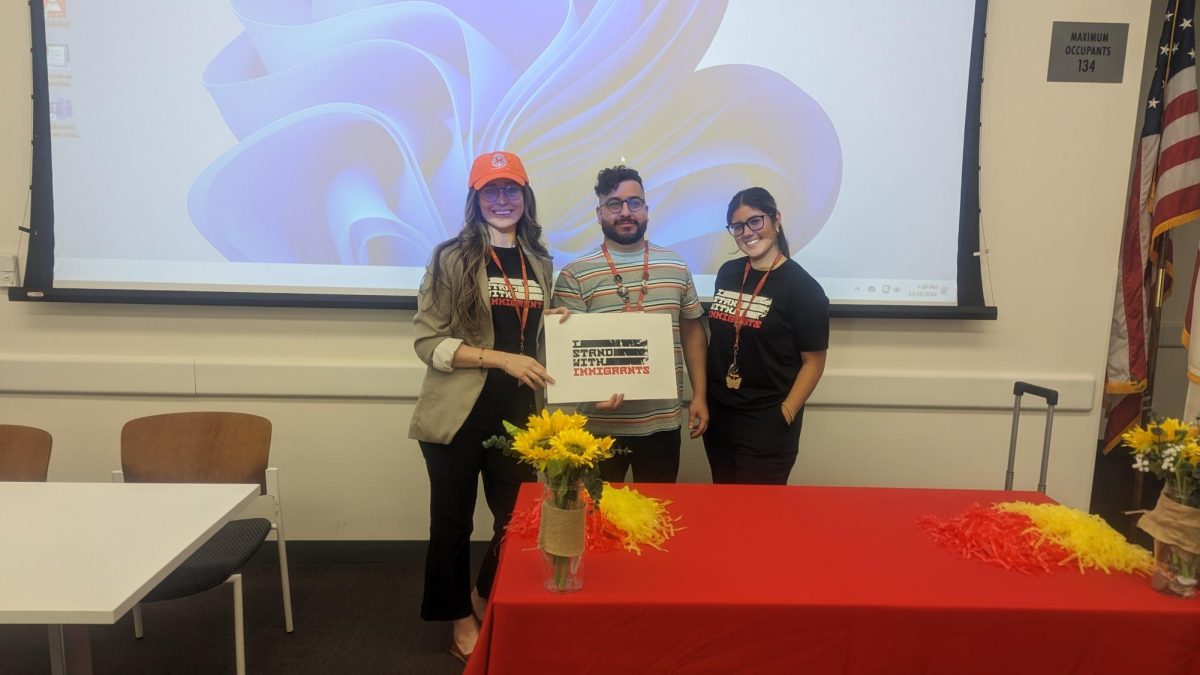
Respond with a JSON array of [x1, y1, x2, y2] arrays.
[[466, 484, 1200, 675]]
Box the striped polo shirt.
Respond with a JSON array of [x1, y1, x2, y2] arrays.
[[551, 241, 703, 437]]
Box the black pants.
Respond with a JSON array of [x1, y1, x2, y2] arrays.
[[597, 428, 682, 483], [702, 400, 803, 485], [419, 427, 534, 622]]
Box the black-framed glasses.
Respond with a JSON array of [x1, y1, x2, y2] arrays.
[[601, 197, 646, 214], [726, 215, 769, 236], [480, 185, 524, 203]]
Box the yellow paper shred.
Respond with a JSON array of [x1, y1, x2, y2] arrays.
[[598, 483, 681, 554], [996, 501, 1154, 575]]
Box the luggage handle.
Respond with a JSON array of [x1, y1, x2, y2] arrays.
[[1013, 381, 1059, 406], [1005, 382, 1059, 493]]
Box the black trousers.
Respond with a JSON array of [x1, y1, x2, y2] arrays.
[[597, 428, 682, 483], [419, 427, 534, 622], [702, 400, 803, 485]]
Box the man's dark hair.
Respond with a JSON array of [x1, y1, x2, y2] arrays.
[[594, 165, 643, 197]]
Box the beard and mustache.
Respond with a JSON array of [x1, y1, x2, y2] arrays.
[[601, 216, 647, 246]]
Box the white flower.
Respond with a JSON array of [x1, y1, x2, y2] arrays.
[[1133, 456, 1151, 472], [1162, 458, 1175, 472]]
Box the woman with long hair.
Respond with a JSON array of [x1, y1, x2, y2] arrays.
[[703, 186, 829, 485], [409, 151, 566, 662]]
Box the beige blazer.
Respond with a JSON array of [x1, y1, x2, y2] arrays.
[[408, 241, 554, 444]]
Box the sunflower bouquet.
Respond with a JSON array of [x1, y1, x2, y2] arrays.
[[1123, 418, 1200, 500], [1122, 417, 1200, 597], [486, 409, 620, 591], [497, 409, 616, 502]]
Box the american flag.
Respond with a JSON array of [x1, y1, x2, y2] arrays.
[[1104, 0, 1200, 451]]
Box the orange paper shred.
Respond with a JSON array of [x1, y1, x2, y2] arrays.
[[919, 502, 1153, 576], [504, 495, 626, 553], [505, 484, 680, 554], [919, 503, 1070, 575]]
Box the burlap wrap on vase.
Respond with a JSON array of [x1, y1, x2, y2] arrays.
[[539, 499, 585, 557], [1138, 490, 1200, 556]]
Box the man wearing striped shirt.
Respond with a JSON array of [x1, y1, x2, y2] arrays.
[[551, 166, 708, 483]]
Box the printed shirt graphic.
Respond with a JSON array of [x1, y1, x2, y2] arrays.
[[487, 275, 545, 309], [486, 246, 544, 358], [708, 288, 774, 329]]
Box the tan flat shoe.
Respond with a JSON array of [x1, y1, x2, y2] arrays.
[[449, 641, 472, 665]]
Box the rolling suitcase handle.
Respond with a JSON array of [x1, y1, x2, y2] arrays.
[[1004, 381, 1059, 493]]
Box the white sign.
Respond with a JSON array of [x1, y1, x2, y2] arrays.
[[544, 312, 677, 404]]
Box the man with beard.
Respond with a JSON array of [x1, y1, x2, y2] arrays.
[[551, 165, 708, 483]]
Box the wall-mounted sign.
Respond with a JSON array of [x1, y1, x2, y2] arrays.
[[1047, 21, 1129, 83]]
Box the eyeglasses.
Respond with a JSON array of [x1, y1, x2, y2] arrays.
[[480, 185, 524, 203], [601, 197, 646, 214], [726, 215, 769, 236]]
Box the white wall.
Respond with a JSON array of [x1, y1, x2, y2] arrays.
[[0, 1, 1154, 539]]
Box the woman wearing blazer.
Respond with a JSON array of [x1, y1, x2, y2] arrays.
[[409, 151, 565, 662]]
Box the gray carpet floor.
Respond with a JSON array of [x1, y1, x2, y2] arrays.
[[0, 542, 480, 675]]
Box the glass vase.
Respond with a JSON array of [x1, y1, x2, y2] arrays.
[[538, 480, 586, 593], [1164, 481, 1200, 508], [1150, 483, 1200, 599], [1151, 540, 1199, 598]]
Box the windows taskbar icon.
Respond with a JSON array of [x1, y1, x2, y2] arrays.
[[50, 97, 74, 122], [47, 44, 69, 70], [44, 0, 66, 19]]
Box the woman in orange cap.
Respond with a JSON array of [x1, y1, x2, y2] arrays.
[[409, 151, 566, 662]]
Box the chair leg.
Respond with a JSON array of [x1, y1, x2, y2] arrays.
[[275, 527, 294, 633], [132, 604, 144, 639], [267, 467, 295, 633], [228, 574, 246, 675]]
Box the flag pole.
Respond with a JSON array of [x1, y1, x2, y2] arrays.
[[1138, 231, 1172, 510], [1143, 234, 1171, 420]]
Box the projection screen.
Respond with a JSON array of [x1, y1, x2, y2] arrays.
[[17, 0, 990, 317]]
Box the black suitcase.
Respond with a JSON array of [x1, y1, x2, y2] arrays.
[[1004, 381, 1059, 493]]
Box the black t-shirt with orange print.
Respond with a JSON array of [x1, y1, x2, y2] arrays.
[[706, 257, 829, 411], [463, 245, 544, 433]]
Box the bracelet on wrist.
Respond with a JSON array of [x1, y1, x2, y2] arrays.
[[478, 348, 486, 369]]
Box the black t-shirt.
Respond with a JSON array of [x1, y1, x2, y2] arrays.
[[463, 245, 545, 432], [706, 257, 829, 410]]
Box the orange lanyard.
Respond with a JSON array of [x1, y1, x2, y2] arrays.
[[601, 240, 650, 311], [731, 253, 783, 361], [488, 245, 530, 354]]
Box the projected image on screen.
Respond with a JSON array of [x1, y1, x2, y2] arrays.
[[43, 1, 975, 306]]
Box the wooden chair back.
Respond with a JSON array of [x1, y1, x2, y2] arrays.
[[0, 425, 52, 482], [121, 412, 271, 493]]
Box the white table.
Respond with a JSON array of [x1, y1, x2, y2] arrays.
[[0, 482, 260, 674]]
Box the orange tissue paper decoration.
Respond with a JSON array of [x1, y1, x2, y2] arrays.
[[919, 501, 1153, 576]]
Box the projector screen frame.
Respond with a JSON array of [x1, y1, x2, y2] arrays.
[[11, 0, 995, 321]]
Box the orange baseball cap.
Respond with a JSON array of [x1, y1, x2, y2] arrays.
[[469, 151, 528, 190]]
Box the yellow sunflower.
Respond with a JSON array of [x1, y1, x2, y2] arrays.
[[1121, 425, 1156, 453], [1158, 418, 1189, 442], [1180, 441, 1200, 466], [548, 427, 615, 468], [523, 409, 588, 437]]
